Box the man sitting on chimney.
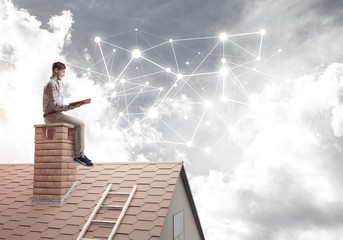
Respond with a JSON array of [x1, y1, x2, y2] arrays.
[[43, 61, 93, 167]]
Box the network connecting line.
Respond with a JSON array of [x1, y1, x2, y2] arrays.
[[72, 28, 282, 154]]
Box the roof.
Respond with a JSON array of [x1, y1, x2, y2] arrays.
[[0, 161, 204, 240]]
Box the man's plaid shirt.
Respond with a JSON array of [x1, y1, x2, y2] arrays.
[[43, 78, 71, 113]]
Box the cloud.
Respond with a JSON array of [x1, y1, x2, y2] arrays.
[[0, 1, 128, 163], [191, 63, 343, 240]]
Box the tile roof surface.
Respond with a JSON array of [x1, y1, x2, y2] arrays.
[[0, 162, 183, 240]]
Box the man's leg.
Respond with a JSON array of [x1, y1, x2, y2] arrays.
[[45, 112, 84, 158]]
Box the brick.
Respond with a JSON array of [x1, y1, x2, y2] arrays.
[[34, 156, 73, 163], [34, 175, 75, 182], [34, 162, 77, 169], [37, 168, 77, 175], [53, 195, 65, 201]]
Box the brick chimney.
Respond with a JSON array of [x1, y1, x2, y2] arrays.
[[33, 123, 77, 204]]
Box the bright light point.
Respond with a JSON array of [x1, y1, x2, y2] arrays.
[[205, 148, 212, 154], [206, 121, 210, 125], [95, 36, 101, 43], [219, 32, 228, 41], [184, 115, 188, 120], [173, 83, 178, 87], [119, 112, 123, 117], [136, 67, 139, 70], [109, 82, 115, 89], [220, 95, 227, 102], [172, 102, 178, 108], [260, 29, 266, 35], [278, 49, 282, 53], [186, 141, 193, 148], [221, 58, 227, 64], [132, 49, 141, 58], [169, 39, 173, 43], [145, 81, 150, 85], [113, 49, 116, 52], [257, 56, 261, 61], [165, 67, 171, 73], [147, 107, 159, 119], [177, 74, 183, 80], [186, 61, 189, 65], [120, 78, 126, 84], [130, 142, 136, 148], [135, 28, 138, 31], [204, 101, 212, 108], [220, 67, 229, 76], [198, 52, 201, 55], [87, 68, 90, 71], [159, 87, 164, 91], [253, 67, 256, 71]]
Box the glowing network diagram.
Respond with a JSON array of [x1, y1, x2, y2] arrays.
[[71, 28, 282, 157]]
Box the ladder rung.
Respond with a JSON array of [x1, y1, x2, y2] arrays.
[[101, 205, 123, 208], [108, 191, 130, 195], [92, 219, 117, 224]]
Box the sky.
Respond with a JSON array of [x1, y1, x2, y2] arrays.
[[2, 0, 343, 239]]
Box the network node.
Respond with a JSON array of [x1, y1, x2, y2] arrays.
[[169, 39, 173, 43], [204, 101, 212, 108], [278, 49, 282, 53], [184, 115, 188, 120], [145, 81, 150, 85], [132, 49, 141, 59], [186, 141, 193, 148], [220, 95, 227, 102], [147, 107, 159, 119], [94, 36, 101, 43], [173, 83, 178, 87], [109, 82, 115, 89], [205, 148, 212, 154], [119, 112, 123, 117], [87, 68, 90, 71], [135, 28, 138, 31], [219, 32, 228, 41], [257, 56, 261, 61], [253, 67, 256, 71], [120, 78, 126, 84], [130, 142, 136, 148], [159, 87, 164, 91], [206, 121, 210, 126], [165, 67, 171, 73], [220, 67, 229, 76], [259, 29, 266, 35], [186, 61, 190, 65], [113, 49, 116, 52], [221, 58, 227, 64], [177, 74, 183, 80]]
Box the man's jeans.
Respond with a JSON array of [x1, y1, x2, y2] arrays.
[[44, 112, 84, 158]]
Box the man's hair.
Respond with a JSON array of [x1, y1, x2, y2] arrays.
[[52, 62, 66, 72]]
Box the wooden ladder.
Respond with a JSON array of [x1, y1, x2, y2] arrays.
[[77, 184, 137, 240]]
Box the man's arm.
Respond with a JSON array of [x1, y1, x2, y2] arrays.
[[46, 82, 71, 112]]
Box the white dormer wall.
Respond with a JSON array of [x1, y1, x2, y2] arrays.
[[160, 175, 202, 240]]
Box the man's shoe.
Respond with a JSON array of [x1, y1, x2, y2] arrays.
[[74, 156, 93, 167]]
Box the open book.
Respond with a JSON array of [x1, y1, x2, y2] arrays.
[[69, 98, 91, 106]]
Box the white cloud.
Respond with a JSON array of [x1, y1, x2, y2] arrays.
[[0, 1, 128, 163], [191, 63, 343, 240]]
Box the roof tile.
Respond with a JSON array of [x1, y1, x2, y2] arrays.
[[40, 228, 60, 239], [0, 162, 185, 240]]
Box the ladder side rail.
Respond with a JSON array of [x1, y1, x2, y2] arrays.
[[108, 185, 137, 240], [77, 184, 113, 240]]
